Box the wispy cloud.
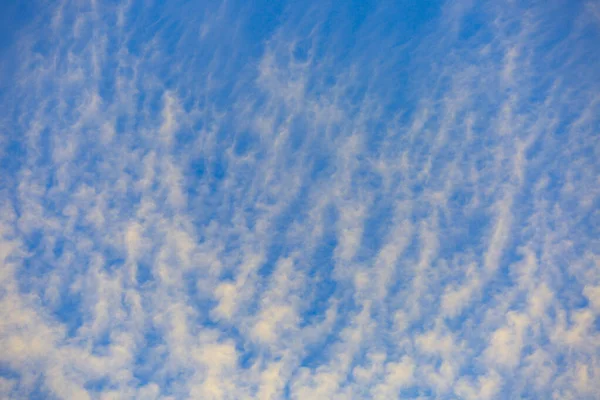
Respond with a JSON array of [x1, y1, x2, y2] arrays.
[[0, 0, 598, 398]]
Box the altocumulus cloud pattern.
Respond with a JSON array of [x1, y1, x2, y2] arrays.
[[0, 0, 599, 399]]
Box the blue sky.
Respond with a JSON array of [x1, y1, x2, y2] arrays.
[[0, 0, 599, 399]]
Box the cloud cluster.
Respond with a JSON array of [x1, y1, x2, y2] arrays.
[[0, 0, 599, 399]]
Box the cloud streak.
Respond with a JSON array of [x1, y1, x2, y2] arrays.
[[0, 0, 599, 399]]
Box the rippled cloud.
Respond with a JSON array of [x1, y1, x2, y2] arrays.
[[0, 0, 599, 399]]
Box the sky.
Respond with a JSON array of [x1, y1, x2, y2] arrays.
[[0, 0, 599, 399]]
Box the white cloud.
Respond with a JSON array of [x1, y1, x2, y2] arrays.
[[484, 311, 530, 368], [0, 0, 598, 398], [371, 357, 415, 399]]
